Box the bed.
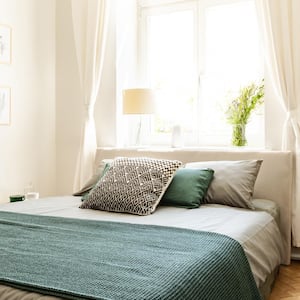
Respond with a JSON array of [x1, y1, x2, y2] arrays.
[[0, 148, 293, 300]]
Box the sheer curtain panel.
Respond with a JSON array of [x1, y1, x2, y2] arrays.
[[256, 0, 300, 246], [72, 0, 110, 191]]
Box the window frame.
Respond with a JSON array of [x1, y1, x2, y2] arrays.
[[137, 0, 264, 147]]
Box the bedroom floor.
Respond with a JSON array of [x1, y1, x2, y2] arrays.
[[269, 260, 300, 299]]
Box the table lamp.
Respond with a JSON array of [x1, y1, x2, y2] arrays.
[[123, 88, 155, 145]]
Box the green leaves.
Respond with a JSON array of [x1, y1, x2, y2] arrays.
[[226, 79, 264, 125]]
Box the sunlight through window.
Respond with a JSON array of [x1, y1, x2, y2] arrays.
[[140, 0, 263, 146]]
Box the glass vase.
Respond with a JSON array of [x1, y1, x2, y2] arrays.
[[231, 124, 247, 146]]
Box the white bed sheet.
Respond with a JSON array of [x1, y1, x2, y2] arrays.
[[0, 196, 283, 289]]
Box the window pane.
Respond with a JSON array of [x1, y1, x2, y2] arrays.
[[200, 1, 263, 141], [147, 9, 197, 134], [140, 0, 264, 146]]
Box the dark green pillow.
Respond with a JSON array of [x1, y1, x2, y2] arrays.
[[81, 163, 111, 202], [161, 168, 214, 208], [73, 160, 113, 197]]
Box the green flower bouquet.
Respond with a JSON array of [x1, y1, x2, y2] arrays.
[[226, 80, 264, 146]]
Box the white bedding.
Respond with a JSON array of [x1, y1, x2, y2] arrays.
[[0, 196, 283, 290]]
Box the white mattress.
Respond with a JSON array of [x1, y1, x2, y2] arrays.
[[0, 196, 283, 289]]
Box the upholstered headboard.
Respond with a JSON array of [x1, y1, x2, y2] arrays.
[[95, 147, 293, 264]]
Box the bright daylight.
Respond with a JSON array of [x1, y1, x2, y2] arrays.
[[142, 0, 263, 146], [0, 1, 299, 300]]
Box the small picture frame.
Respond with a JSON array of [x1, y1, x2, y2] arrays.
[[0, 24, 12, 64], [0, 86, 11, 125]]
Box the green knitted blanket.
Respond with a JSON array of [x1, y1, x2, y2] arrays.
[[0, 211, 261, 300]]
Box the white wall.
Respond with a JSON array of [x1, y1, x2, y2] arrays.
[[0, 0, 56, 203]]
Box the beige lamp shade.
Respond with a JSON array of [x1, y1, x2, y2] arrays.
[[123, 88, 155, 114]]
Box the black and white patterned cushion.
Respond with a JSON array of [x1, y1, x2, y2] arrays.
[[80, 157, 182, 215]]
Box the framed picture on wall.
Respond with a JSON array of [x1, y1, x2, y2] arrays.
[[0, 24, 12, 64], [0, 86, 11, 125]]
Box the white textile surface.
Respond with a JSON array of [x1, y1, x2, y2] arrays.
[[256, 0, 300, 247], [71, 0, 110, 191], [0, 196, 283, 288]]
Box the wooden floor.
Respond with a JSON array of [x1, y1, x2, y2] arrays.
[[269, 260, 300, 300]]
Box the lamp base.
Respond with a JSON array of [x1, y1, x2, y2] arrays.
[[126, 115, 151, 147]]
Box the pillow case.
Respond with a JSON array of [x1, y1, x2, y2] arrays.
[[73, 159, 112, 197], [252, 198, 280, 225], [80, 157, 182, 215], [185, 160, 262, 209], [160, 168, 214, 208]]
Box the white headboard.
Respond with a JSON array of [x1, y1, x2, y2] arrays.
[[95, 147, 293, 264]]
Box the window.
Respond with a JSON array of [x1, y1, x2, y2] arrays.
[[138, 0, 264, 146]]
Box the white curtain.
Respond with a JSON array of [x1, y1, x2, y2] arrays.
[[256, 0, 300, 246], [72, 0, 110, 191]]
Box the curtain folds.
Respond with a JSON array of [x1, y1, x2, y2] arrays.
[[71, 0, 110, 191], [256, 0, 300, 246]]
